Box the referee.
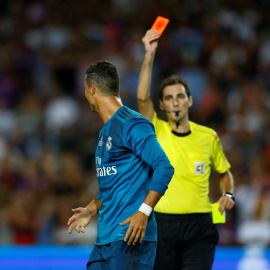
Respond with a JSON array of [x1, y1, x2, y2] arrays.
[[137, 30, 235, 270]]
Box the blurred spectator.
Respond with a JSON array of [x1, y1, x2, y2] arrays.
[[236, 157, 270, 247]]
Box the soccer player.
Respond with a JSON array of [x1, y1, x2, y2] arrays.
[[67, 61, 174, 270], [137, 30, 235, 270]]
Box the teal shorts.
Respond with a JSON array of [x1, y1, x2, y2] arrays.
[[87, 240, 157, 270]]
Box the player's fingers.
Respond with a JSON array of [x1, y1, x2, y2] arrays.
[[119, 217, 130, 226], [67, 217, 72, 226], [67, 215, 76, 226], [68, 223, 76, 234], [124, 226, 133, 242], [81, 226, 85, 233], [76, 225, 81, 233], [71, 208, 81, 213], [139, 229, 145, 243], [127, 229, 138, 245], [132, 231, 141, 245]]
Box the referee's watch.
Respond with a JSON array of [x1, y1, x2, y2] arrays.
[[222, 192, 235, 202]]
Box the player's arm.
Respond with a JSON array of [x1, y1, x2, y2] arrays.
[[120, 120, 174, 245], [137, 30, 160, 120], [67, 198, 101, 234], [120, 190, 162, 245], [217, 169, 235, 214]]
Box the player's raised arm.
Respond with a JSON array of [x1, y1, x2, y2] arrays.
[[137, 30, 160, 120]]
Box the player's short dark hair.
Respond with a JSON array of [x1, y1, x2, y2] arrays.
[[85, 61, 120, 97], [158, 75, 191, 100]]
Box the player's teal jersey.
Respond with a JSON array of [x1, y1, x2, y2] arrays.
[[95, 106, 174, 245]]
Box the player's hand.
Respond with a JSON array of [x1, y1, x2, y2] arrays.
[[67, 207, 92, 234], [142, 30, 160, 55], [119, 211, 148, 245], [217, 196, 235, 214]]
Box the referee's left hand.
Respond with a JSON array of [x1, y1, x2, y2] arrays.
[[119, 212, 148, 245], [217, 196, 235, 214]]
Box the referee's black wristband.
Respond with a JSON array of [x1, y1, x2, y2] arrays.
[[222, 192, 235, 202]]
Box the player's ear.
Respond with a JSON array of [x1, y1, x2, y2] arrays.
[[91, 84, 97, 96], [85, 83, 92, 96]]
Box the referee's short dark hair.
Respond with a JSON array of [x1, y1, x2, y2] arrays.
[[158, 75, 191, 100], [85, 61, 120, 97]]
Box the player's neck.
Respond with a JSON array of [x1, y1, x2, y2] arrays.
[[169, 117, 190, 133], [98, 96, 123, 124]]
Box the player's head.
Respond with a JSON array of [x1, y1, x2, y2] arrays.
[[85, 61, 120, 97], [85, 61, 120, 111], [158, 75, 192, 123]]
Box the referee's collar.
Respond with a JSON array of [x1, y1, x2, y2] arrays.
[[171, 130, 191, 137]]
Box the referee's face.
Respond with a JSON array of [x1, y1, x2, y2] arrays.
[[160, 84, 192, 122]]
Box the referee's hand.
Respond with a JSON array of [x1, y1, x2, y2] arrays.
[[142, 30, 159, 55], [119, 212, 148, 245], [217, 196, 234, 214]]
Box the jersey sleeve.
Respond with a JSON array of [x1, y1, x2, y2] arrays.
[[211, 132, 231, 174], [96, 193, 102, 201], [123, 119, 174, 195]]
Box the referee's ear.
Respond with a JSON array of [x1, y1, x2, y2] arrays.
[[188, 96, 193, 108], [159, 101, 165, 111]]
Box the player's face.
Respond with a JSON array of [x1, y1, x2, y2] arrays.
[[85, 82, 98, 112], [160, 84, 192, 122]]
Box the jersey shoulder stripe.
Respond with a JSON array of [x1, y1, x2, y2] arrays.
[[123, 108, 135, 118], [118, 108, 134, 120], [117, 108, 142, 123], [118, 109, 131, 120]]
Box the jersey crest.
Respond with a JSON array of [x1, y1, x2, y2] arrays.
[[106, 136, 113, 151]]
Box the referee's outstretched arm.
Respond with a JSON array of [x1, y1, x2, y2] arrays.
[[137, 30, 160, 121]]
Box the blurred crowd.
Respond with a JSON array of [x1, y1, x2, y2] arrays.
[[0, 0, 270, 246]]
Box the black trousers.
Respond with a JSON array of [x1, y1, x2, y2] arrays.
[[153, 212, 219, 270]]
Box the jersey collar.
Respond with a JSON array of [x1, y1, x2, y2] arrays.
[[171, 130, 191, 137]]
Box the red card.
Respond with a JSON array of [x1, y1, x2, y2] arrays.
[[151, 16, 169, 36]]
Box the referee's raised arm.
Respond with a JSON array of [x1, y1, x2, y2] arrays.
[[137, 30, 159, 121]]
